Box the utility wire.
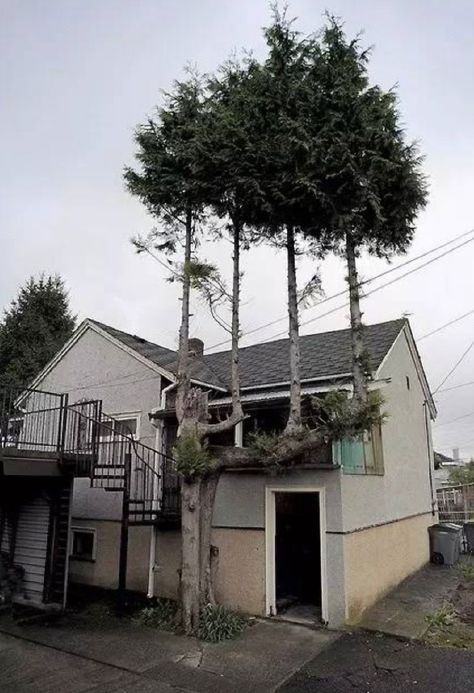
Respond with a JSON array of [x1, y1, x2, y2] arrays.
[[417, 308, 474, 341], [206, 228, 474, 352], [433, 338, 474, 394], [251, 235, 474, 346], [434, 410, 474, 428], [437, 380, 474, 394], [44, 231, 474, 394]]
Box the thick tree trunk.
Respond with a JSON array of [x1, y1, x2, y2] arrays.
[[199, 472, 220, 606], [285, 225, 302, 434], [180, 478, 201, 635], [346, 233, 368, 406]]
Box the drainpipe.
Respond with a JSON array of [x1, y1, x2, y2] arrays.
[[147, 381, 177, 599], [423, 401, 436, 516]]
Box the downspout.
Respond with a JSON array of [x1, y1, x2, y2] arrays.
[[147, 381, 177, 599], [423, 401, 436, 516]]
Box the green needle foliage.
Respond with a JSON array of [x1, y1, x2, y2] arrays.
[[0, 275, 75, 389]]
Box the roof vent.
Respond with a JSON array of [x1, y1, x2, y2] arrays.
[[189, 338, 204, 358]]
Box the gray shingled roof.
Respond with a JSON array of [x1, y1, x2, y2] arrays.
[[90, 317, 406, 393]]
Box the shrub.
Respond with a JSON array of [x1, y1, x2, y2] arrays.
[[133, 598, 177, 631], [198, 603, 246, 643]]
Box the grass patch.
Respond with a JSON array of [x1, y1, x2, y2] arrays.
[[461, 562, 474, 583], [198, 604, 247, 643], [425, 606, 456, 628], [133, 598, 178, 631]]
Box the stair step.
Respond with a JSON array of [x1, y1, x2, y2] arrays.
[[93, 473, 126, 480], [94, 464, 125, 470]]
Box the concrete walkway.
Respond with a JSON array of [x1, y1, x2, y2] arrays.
[[0, 610, 339, 692], [358, 563, 461, 639]]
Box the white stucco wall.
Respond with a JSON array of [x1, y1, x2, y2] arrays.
[[34, 326, 163, 521], [341, 325, 435, 531]]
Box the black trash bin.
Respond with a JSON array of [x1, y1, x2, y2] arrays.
[[428, 523, 462, 565]]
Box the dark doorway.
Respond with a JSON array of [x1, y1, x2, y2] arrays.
[[275, 492, 321, 618]]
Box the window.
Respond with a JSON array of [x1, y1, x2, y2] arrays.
[[71, 528, 96, 561], [339, 423, 384, 475], [98, 415, 139, 439]]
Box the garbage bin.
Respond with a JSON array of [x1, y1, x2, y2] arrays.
[[428, 523, 462, 565], [464, 521, 474, 553]]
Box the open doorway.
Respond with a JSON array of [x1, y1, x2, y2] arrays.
[[274, 491, 322, 623]]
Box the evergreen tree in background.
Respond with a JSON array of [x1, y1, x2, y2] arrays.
[[0, 275, 76, 389]]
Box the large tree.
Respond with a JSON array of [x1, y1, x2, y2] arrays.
[[126, 76, 246, 634], [302, 18, 428, 402], [126, 12, 427, 636], [0, 275, 75, 389]]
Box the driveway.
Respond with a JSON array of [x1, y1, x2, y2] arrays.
[[279, 631, 474, 693]]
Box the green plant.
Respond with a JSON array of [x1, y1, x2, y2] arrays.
[[173, 434, 213, 478], [133, 598, 178, 631], [198, 604, 246, 642], [425, 606, 456, 628], [461, 562, 474, 583]]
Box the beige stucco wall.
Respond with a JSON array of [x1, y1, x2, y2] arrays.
[[341, 327, 435, 532], [344, 512, 432, 623], [154, 530, 181, 599], [152, 527, 266, 615], [69, 519, 151, 592], [213, 528, 266, 615]]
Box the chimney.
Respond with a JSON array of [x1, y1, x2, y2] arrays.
[[453, 448, 460, 462], [189, 338, 204, 358]]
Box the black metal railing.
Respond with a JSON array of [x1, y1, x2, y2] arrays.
[[0, 387, 67, 453], [88, 410, 170, 522], [0, 385, 178, 520]]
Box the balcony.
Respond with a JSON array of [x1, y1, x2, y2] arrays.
[[0, 387, 100, 477]]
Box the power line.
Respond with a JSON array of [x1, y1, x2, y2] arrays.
[[417, 308, 474, 341], [206, 228, 474, 353], [436, 380, 474, 394], [433, 337, 474, 394], [253, 234, 474, 346], [434, 410, 474, 428]]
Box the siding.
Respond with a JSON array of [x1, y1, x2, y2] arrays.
[[14, 496, 50, 603]]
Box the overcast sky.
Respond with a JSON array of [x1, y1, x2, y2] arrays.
[[2, 1, 474, 459]]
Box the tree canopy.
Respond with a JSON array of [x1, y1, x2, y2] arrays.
[[0, 275, 76, 389]]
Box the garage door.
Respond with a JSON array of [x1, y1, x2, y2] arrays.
[[13, 496, 50, 603]]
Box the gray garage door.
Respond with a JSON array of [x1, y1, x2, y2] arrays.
[[13, 496, 50, 603]]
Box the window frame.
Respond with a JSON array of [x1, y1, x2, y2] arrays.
[[70, 527, 97, 562], [99, 412, 141, 441]]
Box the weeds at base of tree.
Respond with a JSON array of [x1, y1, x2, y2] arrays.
[[133, 599, 247, 642], [198, 603, 247, 643]]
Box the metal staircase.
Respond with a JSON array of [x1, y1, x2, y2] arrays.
[[0, 388, 178, 526], [65, 402, 175, 525]]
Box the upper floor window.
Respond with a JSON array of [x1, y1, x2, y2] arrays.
[[98, 414, 139, 440], [338, 422, 384, 475]]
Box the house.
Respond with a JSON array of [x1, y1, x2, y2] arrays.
[[434, 450, 464, 489], [1, 316, 437, 626]]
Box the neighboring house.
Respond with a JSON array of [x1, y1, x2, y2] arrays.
[[3, 316, 437, 627], [434, 451, 465, 489]]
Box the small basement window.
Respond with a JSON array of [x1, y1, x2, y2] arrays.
[[71, 528, 96, 561]]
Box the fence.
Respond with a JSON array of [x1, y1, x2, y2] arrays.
[[437, 482, 474, 524]]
